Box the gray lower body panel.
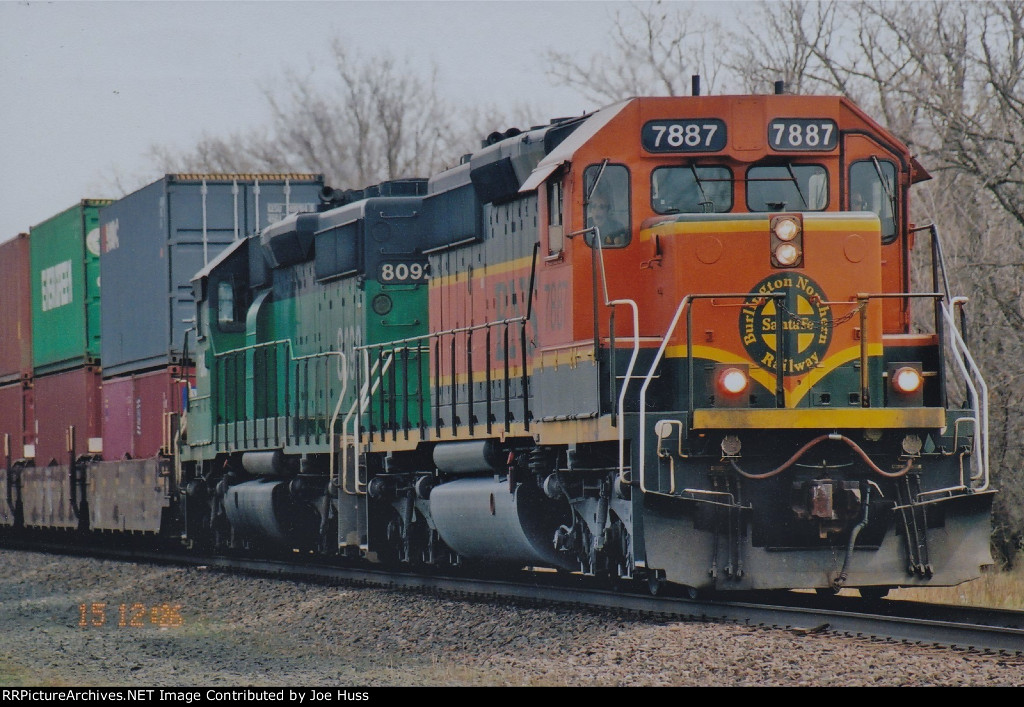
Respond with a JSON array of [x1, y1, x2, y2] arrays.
[[642, 491, 994, 590]]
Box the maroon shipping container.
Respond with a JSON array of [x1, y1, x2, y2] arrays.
[[33, 365, 102, 465], [102, 366, 192, 460], [0, 379, 35, 461], [0, 234, 33, 383]]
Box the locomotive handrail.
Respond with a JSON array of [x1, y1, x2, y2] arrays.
[[213, 340, 346, 450], [588, 230, 643, 487], [912, 222, 963, 407], [611, 300, 641, 488], [342, 344, 430, 493], [343, 350, 393, 496], [323, 351, 347, 500], [572, 222, 647, 485], [213, 338, 294, 356], [940, 299, 989, 491], [354, 315, 532, 443], [640, 289, 988, 497], [853, 292, 944, 407], [910, 223, 953, 303], [354, 316, 530, 347], [637, 292, 786, 497], [850, 289, 986, 490]]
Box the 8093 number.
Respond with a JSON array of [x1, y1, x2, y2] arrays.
[[378, 261, 429, 283]]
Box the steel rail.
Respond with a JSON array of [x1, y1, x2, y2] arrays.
[[3, 539, 1021, 655]]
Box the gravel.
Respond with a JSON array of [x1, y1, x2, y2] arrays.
[[1, 549, 1022, 687]]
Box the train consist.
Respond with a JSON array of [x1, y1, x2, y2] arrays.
[[0, 93, 996, 596]]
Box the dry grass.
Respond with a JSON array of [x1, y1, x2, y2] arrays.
[[887, 563, 1024, 610]]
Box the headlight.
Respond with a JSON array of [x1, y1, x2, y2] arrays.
[[773, 217, 800, 241], [712, 364, 751, 407], [775, 243, 800, 266], [371, 293, 393, 315], [892, 366, 923, 394], [718, 367, 749, 395], [770, 214, 803, 268], [887, 362, 925, 406]]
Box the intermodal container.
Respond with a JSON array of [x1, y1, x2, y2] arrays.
[[0, 380, 34, 461], [32, 365, 102, 465], [30, 200, 112, 375], [0, 234, 33, 383], [102, 365, 192, 460], [99, 174, 325, 378], [0, 379, 31, 528]]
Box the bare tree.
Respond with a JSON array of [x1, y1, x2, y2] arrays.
[[728, 0, 848, 96], [149, 128, 285, 175], [546, 1, 726, 103], [150, 42, 472, 189]]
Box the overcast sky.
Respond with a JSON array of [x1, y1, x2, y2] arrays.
[[0, 0, 733, 240]]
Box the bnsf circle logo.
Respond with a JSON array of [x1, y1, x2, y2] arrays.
[[739, 274, 832, 376]]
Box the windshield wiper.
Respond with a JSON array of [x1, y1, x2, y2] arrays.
[[585, 159, 609, 202], [784, 162, 809, 209], [871, 156, 896, 213], [688, 164, 715, 213]]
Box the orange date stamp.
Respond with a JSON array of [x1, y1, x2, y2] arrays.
[[77, 602, 184, 628]]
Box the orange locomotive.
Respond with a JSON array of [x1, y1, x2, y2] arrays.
[[358, 92, 993, 595]]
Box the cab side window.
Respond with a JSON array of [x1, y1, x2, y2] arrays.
[[547, 178, 564, 254], [584, 164, 631, 247], [849, 160, 897, 242], [215, 277, 248, 332]]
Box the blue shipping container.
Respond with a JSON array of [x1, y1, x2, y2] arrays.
[[99, 173, 325, 378]]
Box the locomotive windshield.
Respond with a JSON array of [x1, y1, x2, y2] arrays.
[[849, 159, 897, 241], [746, 164, 828, 211], [651, 165, 733, 214]]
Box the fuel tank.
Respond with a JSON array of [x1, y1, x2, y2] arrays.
[[428, 477, 575, 570]]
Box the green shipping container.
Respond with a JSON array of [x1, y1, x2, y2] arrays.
[[30, 200, 112, 374]]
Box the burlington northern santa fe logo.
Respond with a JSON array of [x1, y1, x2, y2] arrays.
[[739, 274, 832, 376]]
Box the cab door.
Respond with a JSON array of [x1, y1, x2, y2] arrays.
[[843, 133, 909, 334]]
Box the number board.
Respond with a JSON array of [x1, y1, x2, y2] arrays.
[[377, 261, 429, 283], [768, 119, 838, 151], [642, 119, 727, 153]]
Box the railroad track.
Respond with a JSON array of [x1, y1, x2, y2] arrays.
[[5, 537, 1022, 656]]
